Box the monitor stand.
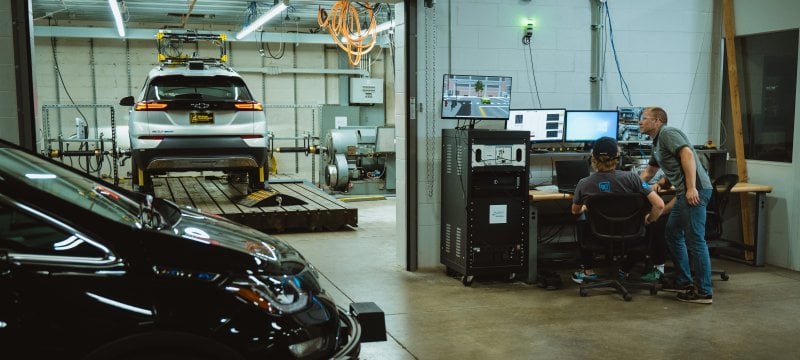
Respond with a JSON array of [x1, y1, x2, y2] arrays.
[[456, 119, 480, 130]]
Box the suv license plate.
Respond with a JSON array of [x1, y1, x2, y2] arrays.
[[190, 112, 214, 124]]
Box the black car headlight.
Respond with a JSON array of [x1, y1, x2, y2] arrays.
[[227, 275, 309, 315]]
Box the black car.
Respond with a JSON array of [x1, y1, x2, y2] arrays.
[[0, 139, 372, 359]]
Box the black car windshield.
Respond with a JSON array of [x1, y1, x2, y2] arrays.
[[0, 148, 141, 225], [147, 75, 254, 102]]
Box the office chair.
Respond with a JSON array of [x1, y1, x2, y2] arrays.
[[705, 173, 739, 281], [578, 193, 658, 301]]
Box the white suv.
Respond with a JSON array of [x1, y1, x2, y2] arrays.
[[120, 61, 268, 194]]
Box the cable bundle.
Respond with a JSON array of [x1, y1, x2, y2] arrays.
[[317, 1, 377, 66]]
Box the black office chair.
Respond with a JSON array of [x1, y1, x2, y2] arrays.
[[578, 193, 658, 301], [705, 173, 739, 281]]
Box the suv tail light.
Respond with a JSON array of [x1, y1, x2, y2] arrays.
[[135, 101, 169, 111], [234, 102, 263, 111]]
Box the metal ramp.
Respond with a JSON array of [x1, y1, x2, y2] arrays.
[[152, 177, 357, 233]]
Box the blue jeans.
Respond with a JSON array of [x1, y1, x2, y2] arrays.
[[665, 189, 713, 295]]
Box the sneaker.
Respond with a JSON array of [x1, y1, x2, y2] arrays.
[[571, 271, 599, 284], [640, 269, 663, 282], [677, 290, 713, 304], [617, 269, 629, 280], [661, 281, 694, 293]]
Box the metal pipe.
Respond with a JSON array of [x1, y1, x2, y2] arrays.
[[33, 26, 383, 45], [237, 66, 369, 76]]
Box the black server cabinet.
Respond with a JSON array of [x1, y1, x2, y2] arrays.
[[441, 129, 530, 286]]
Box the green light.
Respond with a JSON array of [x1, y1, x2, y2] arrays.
[[521, 18, 536, 27]]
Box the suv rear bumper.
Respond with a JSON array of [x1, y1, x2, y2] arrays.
[[145, 156, 259, 171], [132, 136, 267, 172]]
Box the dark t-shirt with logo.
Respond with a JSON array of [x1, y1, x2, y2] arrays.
[[572, 169, 653, 207]]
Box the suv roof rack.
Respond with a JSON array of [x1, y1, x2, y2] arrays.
[[156, 30, 228, 66]]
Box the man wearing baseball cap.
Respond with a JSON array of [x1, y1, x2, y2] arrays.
[[570, 136, 665, 284]]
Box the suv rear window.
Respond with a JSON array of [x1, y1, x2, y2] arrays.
[[146, 75, 254, 102]]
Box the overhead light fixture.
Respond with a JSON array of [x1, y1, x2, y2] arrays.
[[236, 1, 288, 40], [108, 0, 126, 37], [341, 20, 396, 43], [373, 20, 397, 34]]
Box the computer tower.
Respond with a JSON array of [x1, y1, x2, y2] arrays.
[[441, 129, 530, 286]]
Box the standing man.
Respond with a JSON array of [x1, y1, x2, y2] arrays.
[[639, 107, 714, 304]]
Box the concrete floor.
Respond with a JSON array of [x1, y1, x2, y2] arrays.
[[276, 197, 800, 360]]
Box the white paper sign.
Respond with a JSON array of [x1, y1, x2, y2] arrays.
[[489, 204, 507, 224], [335, 116, 348, 128]]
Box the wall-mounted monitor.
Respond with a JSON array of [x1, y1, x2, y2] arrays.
[[505, 108, 566, 143], [441, 74, 512, 120], [564, 110, 619, 143]]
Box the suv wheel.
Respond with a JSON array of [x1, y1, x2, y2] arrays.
[[248, 168, 265, 193]]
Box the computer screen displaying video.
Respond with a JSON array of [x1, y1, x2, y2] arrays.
[[564, 110, 619, 142]]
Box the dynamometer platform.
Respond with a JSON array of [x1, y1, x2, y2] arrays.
[[152, 177, 357, 233]]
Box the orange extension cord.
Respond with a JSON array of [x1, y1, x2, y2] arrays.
[[317, 1, 377, 66]]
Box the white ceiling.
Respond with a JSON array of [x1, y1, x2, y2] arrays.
[[31, 1, 399, 33]]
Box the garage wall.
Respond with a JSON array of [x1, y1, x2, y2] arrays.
[[730, 0, 800, 270], [32, 34, 391, 184], [0, 1, 19, 144], [412, 0, 719, 269]]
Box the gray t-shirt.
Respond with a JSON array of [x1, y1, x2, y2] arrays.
[[647, 126, 713, 195], [573, 170, 653, 206]]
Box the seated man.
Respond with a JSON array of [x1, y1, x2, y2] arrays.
[[570, 136, 665, 283], [640, 196, 674, 282]]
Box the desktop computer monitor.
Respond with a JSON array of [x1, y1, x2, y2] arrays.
[[505, 108, 565, 143], [564, 110, 619, 143], [441, 74, 512, 120]]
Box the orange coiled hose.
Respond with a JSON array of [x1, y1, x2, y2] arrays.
[[318, 1, 377, 66]]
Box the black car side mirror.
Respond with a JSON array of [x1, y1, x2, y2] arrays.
[[119, 96, 135, 106]]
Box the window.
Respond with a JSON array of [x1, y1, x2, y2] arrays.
[[722, 29, 798, 162], [0, 203, 106, 258], [148, 75, 253, 101], [0, 148, 141, 226]]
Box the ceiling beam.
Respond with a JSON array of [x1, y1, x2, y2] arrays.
[[32, 25, 346, 44]]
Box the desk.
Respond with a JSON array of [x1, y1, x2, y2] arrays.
[[524, 182, 773, 283], [727, 183, 772, 267]]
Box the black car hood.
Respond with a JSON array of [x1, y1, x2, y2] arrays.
[[162, 207, 308, 274]]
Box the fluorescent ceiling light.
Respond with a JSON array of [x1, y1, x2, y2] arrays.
[[374, 20, 397, 34], [236, 2, 288, 40], [25, 173, 57, 179], [341, 20, 396, 42], [108, 0, 125, 37]]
